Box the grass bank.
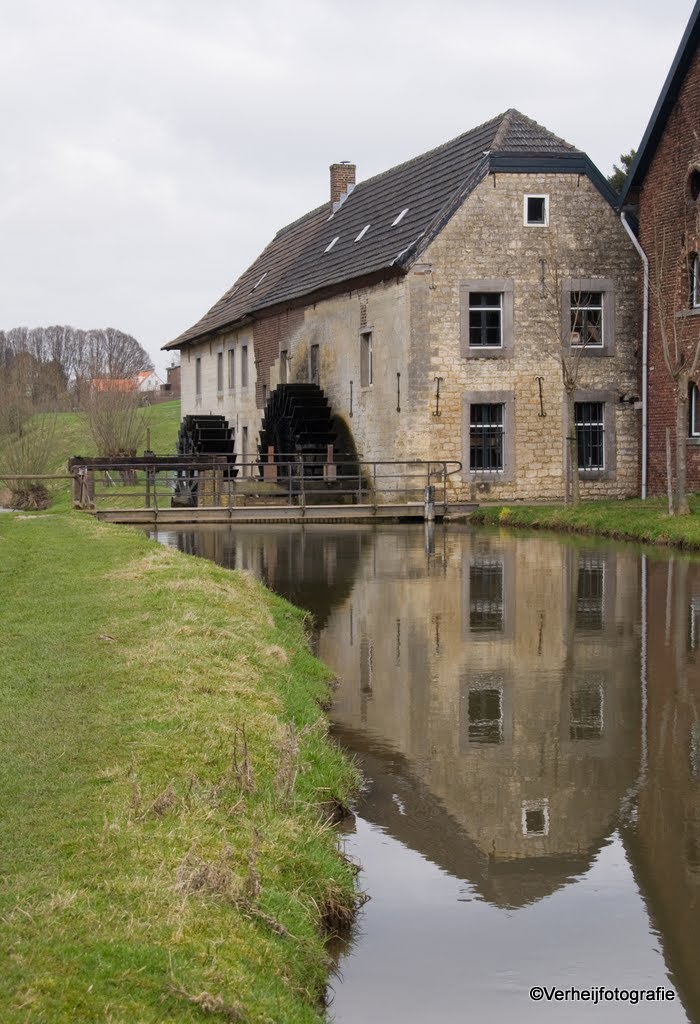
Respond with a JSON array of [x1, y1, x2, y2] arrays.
[[0, 513, 359, 1023], [471, 496, 700, 550]]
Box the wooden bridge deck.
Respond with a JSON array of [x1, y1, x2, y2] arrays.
[[95, 502, 478, 525]]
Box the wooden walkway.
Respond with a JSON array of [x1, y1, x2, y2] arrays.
[[68, 455, 473, 525], [95, 501, 478, 525]]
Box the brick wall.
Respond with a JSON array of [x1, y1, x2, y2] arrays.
[[253, 309, 304, 408], [637, 43, 700, 495]]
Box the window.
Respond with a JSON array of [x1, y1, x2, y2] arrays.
[[460, 279, 514, 358], [576, 557, 605, 631], [575, 401, 605, 470], [562, 278, 614, 356], [524, 194, 549, 226], [570, 683, 604, 740], [690, 254, 700, 308], [464, 391, 515, 482], [360, 331, 373, 386], [241, 345, 249, 388], [467, 688, 502, 744], [227, 348, 235, 389], [469, 559, 504, 632], [195, 356, 201, 397], [310, 344, 319, 385], [522, 800, 549, 837], [469, 293, 502, 347], [690, 383, 700, 437], [570, 291, 604, 348], [280, 349, 288, 384], [470, 403, 504, 472], [216, 351, 224, 393]]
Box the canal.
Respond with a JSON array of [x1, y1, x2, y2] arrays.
[[150, 523, 699, 1023]]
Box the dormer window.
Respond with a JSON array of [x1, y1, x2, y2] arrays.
[[524, 194, 549, 226]]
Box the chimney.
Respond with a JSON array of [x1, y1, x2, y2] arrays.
[[330, 161, 356, 211]]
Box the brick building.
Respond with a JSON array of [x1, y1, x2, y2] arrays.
[[164, 109, 640, 501], [621, 0, 700, 497]]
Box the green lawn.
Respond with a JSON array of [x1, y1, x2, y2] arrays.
[[0, 513, 359, 1022], [471, 496, 700, 549], [0, 400, 181, 512]]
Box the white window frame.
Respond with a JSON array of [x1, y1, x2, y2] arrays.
[[195, 356, 202, 398], [524, 194, 549, 227], [690, 382, 700, 437], [575, 401, 606, 471], [227, 347, 235, 390], [216, 350, 224, 393], [570, 291, 604, 349], [468, 292, 503, 348], [522, 799, 549, 837], [691, 254, 700, 308]]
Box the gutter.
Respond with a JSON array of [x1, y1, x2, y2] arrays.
[[620, 211, 649, 500]]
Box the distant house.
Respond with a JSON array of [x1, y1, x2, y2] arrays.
[[89, 377, 138, 393], [620, 0, 700, 497], [135, 369, 163, 392], [89, 369, 163, 395], [164, 109, 640, 501]]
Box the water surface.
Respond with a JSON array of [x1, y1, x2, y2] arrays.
[[150, 523, 700, 1023]]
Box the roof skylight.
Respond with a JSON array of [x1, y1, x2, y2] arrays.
[[324, 236, 339, 253], [392, 208, 409, 226], [355, 225, 371, 242], [251, 272, 267, 291]]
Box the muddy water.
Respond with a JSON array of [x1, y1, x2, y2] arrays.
[[149, 524, 700, 1023]]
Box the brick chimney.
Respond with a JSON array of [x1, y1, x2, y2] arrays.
[[330, 161, 356, 210]]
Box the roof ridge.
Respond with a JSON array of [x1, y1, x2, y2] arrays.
[[494, 108, 578, 153], [272, 201, 328, 239], [346, 111, 507, 196], [490, 108, 516, 150]]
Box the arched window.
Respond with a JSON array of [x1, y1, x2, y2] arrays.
[[689, 169, 700, 202], [689, 382, 700, 437], [690, 253, 700, 309]]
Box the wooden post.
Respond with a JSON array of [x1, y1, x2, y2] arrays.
[[324, 444, 336, 482], [263, 445, 277, 482]]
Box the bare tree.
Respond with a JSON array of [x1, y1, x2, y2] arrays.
[[0, 414, 57, 510], [650, 220, 700, 515], [84, 388, 146, 458], [540, 239, 601, 507]]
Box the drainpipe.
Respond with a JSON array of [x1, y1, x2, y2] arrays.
[[620, 211, 649, 499]]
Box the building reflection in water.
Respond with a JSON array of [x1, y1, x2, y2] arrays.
[[324, 530, 642, 909], [151, 524, 700, 1022]]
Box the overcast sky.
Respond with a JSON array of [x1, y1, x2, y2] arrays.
[[1, 0, 695, 373]]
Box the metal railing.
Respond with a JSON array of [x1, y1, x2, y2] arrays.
[[68, 456, 462, 514]]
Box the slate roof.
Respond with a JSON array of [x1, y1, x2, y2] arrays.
[[165, 109, 593, 350], [620, 0, 700, 206]]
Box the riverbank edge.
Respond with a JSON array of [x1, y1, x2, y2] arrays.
[[0, 512, 361, 1023], [470, 497, 700, 550]]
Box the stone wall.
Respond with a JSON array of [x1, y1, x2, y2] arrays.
[[413, 171, 641, 501], [179, 170, 640, 500]]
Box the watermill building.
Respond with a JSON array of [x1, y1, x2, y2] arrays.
[[164, 109, 641, 501]]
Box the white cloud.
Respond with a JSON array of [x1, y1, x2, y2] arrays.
[[0, 0, 694, 371]]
